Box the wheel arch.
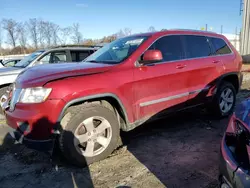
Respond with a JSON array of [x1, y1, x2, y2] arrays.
[[57, 93, 129, 130], [217, 72, 241, 93]]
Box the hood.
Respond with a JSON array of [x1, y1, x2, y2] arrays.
[[16, 62, 113, 87], [0, 66, 23, 76], [235, 98, 250, 126]]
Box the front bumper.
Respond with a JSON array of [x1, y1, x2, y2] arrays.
[[219, 135, 250, 188], [3, 99, 65, 141], [8, 127, 54, 151]]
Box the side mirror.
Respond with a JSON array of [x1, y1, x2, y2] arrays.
[[141, 50, 163, 64]]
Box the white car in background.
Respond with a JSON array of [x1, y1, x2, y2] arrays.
[[0, 46, 101, 113], [1, 59, 22, 68]]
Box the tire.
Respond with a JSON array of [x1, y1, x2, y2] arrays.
[[209, 81, 236, 118], [59, 103, 120, 167], [0, 86, 9, 115]]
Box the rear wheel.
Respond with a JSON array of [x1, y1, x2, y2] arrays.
[[59, 103, 120, 167], [209, 81, 236, 117]]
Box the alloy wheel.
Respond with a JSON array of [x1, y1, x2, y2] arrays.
[[219, 88, 234, 113], [74, 116, 112, 157]]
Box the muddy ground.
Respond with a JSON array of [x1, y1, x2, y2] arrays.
[[0, 78, 250, 188]]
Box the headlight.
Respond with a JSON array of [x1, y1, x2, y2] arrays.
[[19, 87, 52, 103]]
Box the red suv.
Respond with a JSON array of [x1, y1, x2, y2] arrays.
[[2, 29, 243, 166]]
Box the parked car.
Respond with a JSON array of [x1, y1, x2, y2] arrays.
[[219, 99, 250, 188], [1, 58, 22, 67], [2, 29, 242, 166], [0, 46, 100, 109]]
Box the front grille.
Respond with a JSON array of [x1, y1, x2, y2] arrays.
[[9, 88, 22, 111]]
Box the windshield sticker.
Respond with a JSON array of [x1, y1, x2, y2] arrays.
[[125, 39, 144, 45]]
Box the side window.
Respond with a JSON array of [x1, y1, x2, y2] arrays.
[[71, 51, 77, 62], [5, 60, 15, 67], [148, 35, 184, 62], [70, 51, 90, 62], [52, 51, 67, 63], [79, 51, 90, 61], [183, 35, 212, 58], [39, 53, 52, 64], [209, 37, 232, 55], [89, 50, 95, 55]]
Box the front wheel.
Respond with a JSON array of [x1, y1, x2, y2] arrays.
[[59, 103, 120, 167], [209, 81, 236, 117], [0, 86, 9, 115]]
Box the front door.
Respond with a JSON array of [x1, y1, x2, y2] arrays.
[[133, 35, 189, 121]]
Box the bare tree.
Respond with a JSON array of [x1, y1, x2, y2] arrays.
[[18, 22, 28, 52], [71, 23, 83, 44], [41, 21, 52, 47], [28, 18, 39, 49], [38, 20, 46, 48], [148, 26, 156, 32], [51, 23, 60, 46], [116, 28, 132, 38], [2, 19, 19, 48], [59, 27, 72, 45], [123, 28, 132, 36]]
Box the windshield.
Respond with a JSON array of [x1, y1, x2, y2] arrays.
[[84, 36, 149, 64], [14, 51, 44, 68]]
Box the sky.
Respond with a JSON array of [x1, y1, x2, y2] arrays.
[[0, 0, 243, 39]]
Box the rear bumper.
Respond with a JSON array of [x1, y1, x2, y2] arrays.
[[219, 135, 250, 188]]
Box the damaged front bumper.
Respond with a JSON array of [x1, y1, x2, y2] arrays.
[[8, 126, 54, 151]]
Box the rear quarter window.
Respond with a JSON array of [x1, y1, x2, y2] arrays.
[[209, 37, 232, 55]]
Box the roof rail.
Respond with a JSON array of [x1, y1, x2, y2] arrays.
[[51, 44, 104, 49], [167, 29, 216, 33]]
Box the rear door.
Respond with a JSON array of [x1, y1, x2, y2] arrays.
[[182, 35, 225, 105], [133, 35, 189, 120], [208, 37, 234, 71]]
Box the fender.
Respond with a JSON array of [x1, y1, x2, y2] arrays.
[[57, 93, 130, 125], [215, 71, 242, 93]]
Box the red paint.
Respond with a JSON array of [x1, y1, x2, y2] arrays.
[[5, 30, 242, 140]]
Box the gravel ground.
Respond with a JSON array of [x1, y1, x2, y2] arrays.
[[0, 78, 250, 188]]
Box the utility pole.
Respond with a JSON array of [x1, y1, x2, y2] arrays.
[[241, 0, 250, 55], [205, 24, 207, 31]]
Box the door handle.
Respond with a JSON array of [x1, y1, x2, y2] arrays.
[[212, 60, 221, 64], [176, 64, 186, 69]]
